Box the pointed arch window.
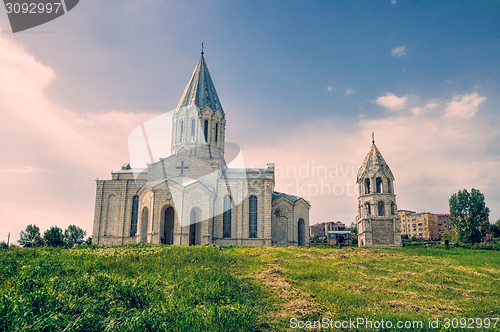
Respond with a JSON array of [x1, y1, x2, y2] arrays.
[[391, 202, 395, 215], [378, 201, 385, 216], [204, 120, 209, 142], [364, 178, 370, 194], [223, 196, 232, 238], [180, 120, 184, 143], [364, 202, 371, 216], [376, 177, 382, 193], [215, 123, 218, 144], [387, 179, 392, 194], [130, 196, 139, 236], [191, 119, 195, 141], [249, 195, 257, 238]]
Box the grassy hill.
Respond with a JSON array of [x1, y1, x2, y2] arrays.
[[0, 244, 499, 331]]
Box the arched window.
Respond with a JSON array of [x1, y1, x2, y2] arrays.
[[140, 207, 149, 243], [364, 202, 371, 215], [191, 119, 195, 141], [215, 123, 218, 144], [387, 179, 392, 194], [130, 196, 139, 236], [364, 178, 370, 194], [391, 202, 395, 215], [376, 177, 382, 193], [378, 201, 385, 216], [204, 120, 209, 142], [223, 195, 232, 238], [180, 120, 184, 143], [249, 195, 257, 238], [298, 218, 305, 246]]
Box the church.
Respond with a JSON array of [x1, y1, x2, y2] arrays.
[[92, 51, 311, 246], [356, 138, 402, 247]]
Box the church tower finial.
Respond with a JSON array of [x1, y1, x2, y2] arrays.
[[372, 132, 375, 144], [201, 42, 204, 55]]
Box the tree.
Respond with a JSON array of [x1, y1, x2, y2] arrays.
[[84, 237, 93, 245], [440, 230, 458, 243], [64, 225, 87, 247], [449, 188, 490, 244], [491, 219, 500, 238], [0, 241, 8, 249], [18, 224, 41, 247], [44, 226, 64, 247]]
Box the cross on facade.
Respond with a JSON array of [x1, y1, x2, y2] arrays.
[[176, 161, 189, 175]]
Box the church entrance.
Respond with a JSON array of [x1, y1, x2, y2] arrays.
[[189, 208, 199, 246], [140, 207, 149, 243], [298, 218, 305, 246], [164, 207, 175, 245]]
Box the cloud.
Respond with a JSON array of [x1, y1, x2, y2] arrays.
[[443, 92, 486, 119], [327, 86, 333, 92], [391, 46, 406, 57], [391, 0, 397, 4], [345, 88, 354, 95], [0, 33, 158, 243], [375, 92, 408, 111]]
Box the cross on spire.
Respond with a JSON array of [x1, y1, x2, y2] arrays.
[[201, 42, 204, 55], [176, 161, 189, 175], [372, 132, 375, 144]]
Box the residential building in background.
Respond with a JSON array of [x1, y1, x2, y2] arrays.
[[399, 211, 439, 240]]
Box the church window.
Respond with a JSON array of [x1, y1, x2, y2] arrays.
[[387, 179, 392, 193], [364, 202, 371, 215], [223, 195, 232, 238], [364, 178, 370, 194], [191, 119, 195, 141], [249, 195, 257, 238], [204, 120, 209, 142], [391, 202, 395, 215], [376, 177, 382, 193], [215, 123, 218, 144], [378, 201, 385, 216], [180, 120, 184, 143], [130, 196, 139, 236]]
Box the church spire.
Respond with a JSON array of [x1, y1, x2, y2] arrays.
[[176, 51, 224, 115], [357, 142, 394, 183]]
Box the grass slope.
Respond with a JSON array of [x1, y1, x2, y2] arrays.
[[0, 244, 499, 331]]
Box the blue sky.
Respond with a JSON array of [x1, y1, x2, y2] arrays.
[[0, 1, 499, 242]]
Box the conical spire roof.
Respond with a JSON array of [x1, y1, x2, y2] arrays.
[[357, 143, 394, 183], [176, 54, 224, 115]]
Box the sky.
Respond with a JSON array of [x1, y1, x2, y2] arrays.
[[0, 0, 499, 244]]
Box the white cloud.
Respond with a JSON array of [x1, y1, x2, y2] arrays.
[[345, 88, 354, 95], [443, 92, 486, 119], [391, 46, 406, 57], [375, 92, 408, 111], [391, 0, 397, 4], [327, 86, 333, 92]]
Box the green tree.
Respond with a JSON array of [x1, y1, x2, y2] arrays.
[[440, 230, 458, 243], [491, 219, 500, 238], [18, 224, 41, 247], [0, 241, 8, 249], [449, 188, 490, 244], [84, 237, 93, 245], [64, 225, 87, 247], [44, 226, 64, 247]]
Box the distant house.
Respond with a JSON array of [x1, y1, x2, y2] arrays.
[[310, 221, 341, 238], [327, 231, 352, 245]]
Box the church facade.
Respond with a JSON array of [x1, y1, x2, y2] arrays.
[[356, 140, 402, 247], [92, 53, 310, 246]]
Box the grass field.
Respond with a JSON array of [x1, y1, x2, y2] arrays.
[[0, 244, 499, 331]]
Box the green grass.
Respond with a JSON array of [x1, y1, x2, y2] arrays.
[[1, 244, 499, 331]]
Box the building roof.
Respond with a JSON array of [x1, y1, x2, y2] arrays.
[[272, 191, 310, 205], [407, 211, 435, 216], [176, 54, 224, 115], [357, 143, 394, 183]]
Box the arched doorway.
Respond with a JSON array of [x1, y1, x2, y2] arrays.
[[298, 218, 305, 246], [140, 207, 149, 243], [189, 208, 200, 246], [164, 207, 175, 245]]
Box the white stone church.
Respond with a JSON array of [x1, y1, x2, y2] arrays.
[[92, 52, 311, 246]]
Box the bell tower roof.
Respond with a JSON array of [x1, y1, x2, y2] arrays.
[[357, 143, 394, 183], [176, 54, 224, 115]]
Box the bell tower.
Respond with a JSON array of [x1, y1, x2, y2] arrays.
[[171, 50, 226, 165], [356, 135, 401, 247]]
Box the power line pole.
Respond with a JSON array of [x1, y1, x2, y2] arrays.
[[7, 233, 10, 248]]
